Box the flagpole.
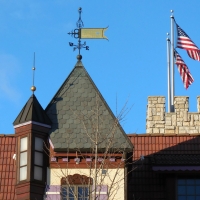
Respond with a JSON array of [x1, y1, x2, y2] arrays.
[[170, 10, 175, 112], [167, 34, 171, 112]]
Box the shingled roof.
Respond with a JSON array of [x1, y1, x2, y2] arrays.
[[13, 94, 51, 126], [0, 135, 16, 200], [127, 134, 200, 200], [45, 58, 133, 152]]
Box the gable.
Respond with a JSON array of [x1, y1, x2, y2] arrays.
[[45, 60, 133, 152]]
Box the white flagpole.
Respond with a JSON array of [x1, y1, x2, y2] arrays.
[[167, 34, 171, 112], [170, 10, 175, 112]]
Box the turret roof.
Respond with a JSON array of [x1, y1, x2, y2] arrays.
[[46, 58, 133, 152], [13, 94, 51, 126]]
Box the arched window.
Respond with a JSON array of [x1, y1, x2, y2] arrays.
[[61, 174, 93, 200]]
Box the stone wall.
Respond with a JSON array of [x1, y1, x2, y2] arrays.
[[146, 96, 200, 134]]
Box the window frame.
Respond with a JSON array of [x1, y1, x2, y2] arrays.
[[61, 174, 93, 200], [61, 185, 90, 200], [19, 136, 28, 181], [33, 136, 44, 181], [177, 178, 200, 200]]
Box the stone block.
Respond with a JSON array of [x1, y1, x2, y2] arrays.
[[165, 125, 175, 130], [153, 128, 160, 133], [147, 108, 152, 117], [153, 116, 161, 121], [148, 104, 156, 108], [178, 104, 186, 109], [158, 97, 165, 103], [178, 129, 187, 134], [172, 120, 177, 126], [156, 121, 165, 124], [190, 115, 194, 126], [147, 117, 153, 121], [165, 129, 175, 134], [165, 120, 172, 126], [165, 117, 172, 121], [152, 108, 157, 115], [194, 114, 199, 121], [155, 124, 165, 128], [160, 128, 165, 133], [171, 114, 176, 121], [174, 96, 189, 102], [152, 100, 158, 103], [146, 128, 153, 134], [184, 111, 188, 122], [177, 121, 183, 126], [156, 104, 165, 108], [188, 129, 199, 134], [160, 109, 165, 121], [194, 121, 200, 126], [148, 97, 158, 101], [146, 121, 155, 128], [183, 122, 189, 126], [197, 96, 200, 112]]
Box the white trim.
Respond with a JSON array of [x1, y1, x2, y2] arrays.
[[46, 192, 60, 194], [14, 121, 51, 128]]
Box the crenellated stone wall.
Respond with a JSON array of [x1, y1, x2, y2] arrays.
[[146, 96, 200, 134]]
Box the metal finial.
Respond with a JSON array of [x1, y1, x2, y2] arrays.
[[68, 7, 89, 55], [166, 32, 170, 41], [77, 54, 82, 61], [76, 7, 84, 28], [31, 52, 36, 93], [170, 10, 174, 18]]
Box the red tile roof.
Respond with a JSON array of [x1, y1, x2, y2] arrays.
[[0, 135, 16, 200], [127, 134, 200, 200]]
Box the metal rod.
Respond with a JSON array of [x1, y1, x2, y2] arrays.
[[170, 10, 174, 112], [33, 52, 35, 86], [167, 34, 171, 112]]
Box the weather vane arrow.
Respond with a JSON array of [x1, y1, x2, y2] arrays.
[[68, 7, 108, 55]]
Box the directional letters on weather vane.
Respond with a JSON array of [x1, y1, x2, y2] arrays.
[[68, 7, 108, 54]]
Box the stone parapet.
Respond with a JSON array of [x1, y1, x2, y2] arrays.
[[146, 96, 200, 134]]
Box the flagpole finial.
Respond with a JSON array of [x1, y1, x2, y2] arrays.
[[166, 33, 170, 41], [170, 10, 174, 18]]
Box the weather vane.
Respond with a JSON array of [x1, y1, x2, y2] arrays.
[[68, 7, 108, 56]]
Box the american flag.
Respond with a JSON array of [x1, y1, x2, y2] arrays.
[[176, 24, 200, 61], [174, 49, 194, 89]]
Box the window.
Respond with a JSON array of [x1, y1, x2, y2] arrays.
[[61, 174, 93, 200], [34, 137, 43, 181], [19, 137, 28, 181], [177, 179, 200, 200], [61, 185, 89, 200]]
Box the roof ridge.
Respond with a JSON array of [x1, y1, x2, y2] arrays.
[[127, 133, 200, 137]]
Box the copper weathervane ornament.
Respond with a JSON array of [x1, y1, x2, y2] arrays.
[[68, 7, 108, 55]]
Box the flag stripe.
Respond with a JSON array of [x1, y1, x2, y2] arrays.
[[176, 24, 200, 61], [174, 49, 194, 89]]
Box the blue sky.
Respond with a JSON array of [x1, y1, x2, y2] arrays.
[[1, 0, 200, 134]]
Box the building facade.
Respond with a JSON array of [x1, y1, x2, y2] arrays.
[[1, 59, 200, 200]]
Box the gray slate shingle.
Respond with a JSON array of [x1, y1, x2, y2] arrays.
[[45, 60, 133, 152]]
